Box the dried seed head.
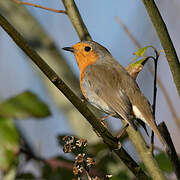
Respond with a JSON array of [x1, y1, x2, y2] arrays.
[[75, 153, 85, 163], [73, 166, 79, 175], [63, 143, 72, 153], [86, 157, 95, 167], [73, 164, 83, 175], [63, 136, 75, 144], [76, 138, 87, 147]]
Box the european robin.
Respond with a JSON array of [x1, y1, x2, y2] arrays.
[[63, 40, 168, 150]]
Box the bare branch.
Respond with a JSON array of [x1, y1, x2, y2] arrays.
[[12, 0, 67, 14]]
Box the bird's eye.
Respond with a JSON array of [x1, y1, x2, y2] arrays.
[[84, 46, 91, 52]]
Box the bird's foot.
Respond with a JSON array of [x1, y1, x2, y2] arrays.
[[113, 141, 122, 150], [117, 140, 122, 150], [114, 124, 129, 150]]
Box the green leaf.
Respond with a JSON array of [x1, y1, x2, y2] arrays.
[[57, 135, 87, 156], [131, 58, 148, 67], [155, 153, 173, 173], [0, 118, 19, 170], [133, 46, 152, 57], [0, 91, 51, 119]]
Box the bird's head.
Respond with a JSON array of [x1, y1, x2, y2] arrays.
[[62, 41, 111, 72]]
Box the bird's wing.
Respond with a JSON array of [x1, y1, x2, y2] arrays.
[[85, 64, 136, 128]]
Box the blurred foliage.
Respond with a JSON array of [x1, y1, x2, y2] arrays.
[[0, 91, 51, 119], [0, 91, 50, 178], [0, 118, 19, 170], [155, 153, 173, 173]]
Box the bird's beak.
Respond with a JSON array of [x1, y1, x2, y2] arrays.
[[62, 47, 74, 53]]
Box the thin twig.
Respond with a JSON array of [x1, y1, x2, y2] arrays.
[[151, 49, 159, 155], [12, 0, 67, 14], [0, 13, 148, 179]]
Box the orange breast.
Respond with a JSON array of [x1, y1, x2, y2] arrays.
[[74, 51, 98, 99]]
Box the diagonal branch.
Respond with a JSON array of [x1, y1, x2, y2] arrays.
[[0, 13, 148, 179]]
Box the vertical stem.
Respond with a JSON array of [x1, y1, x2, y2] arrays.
[[142, 0, 180, 97], [151, 53, 159, 153]]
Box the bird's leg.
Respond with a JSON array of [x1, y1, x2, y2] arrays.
[[114, 124, 129, 150], [100, 112, 117, 127], [94, 113, 117, 137], [116, 124, 129, 139]]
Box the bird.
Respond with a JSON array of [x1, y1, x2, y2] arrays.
[[62, 40, 168, 150]]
